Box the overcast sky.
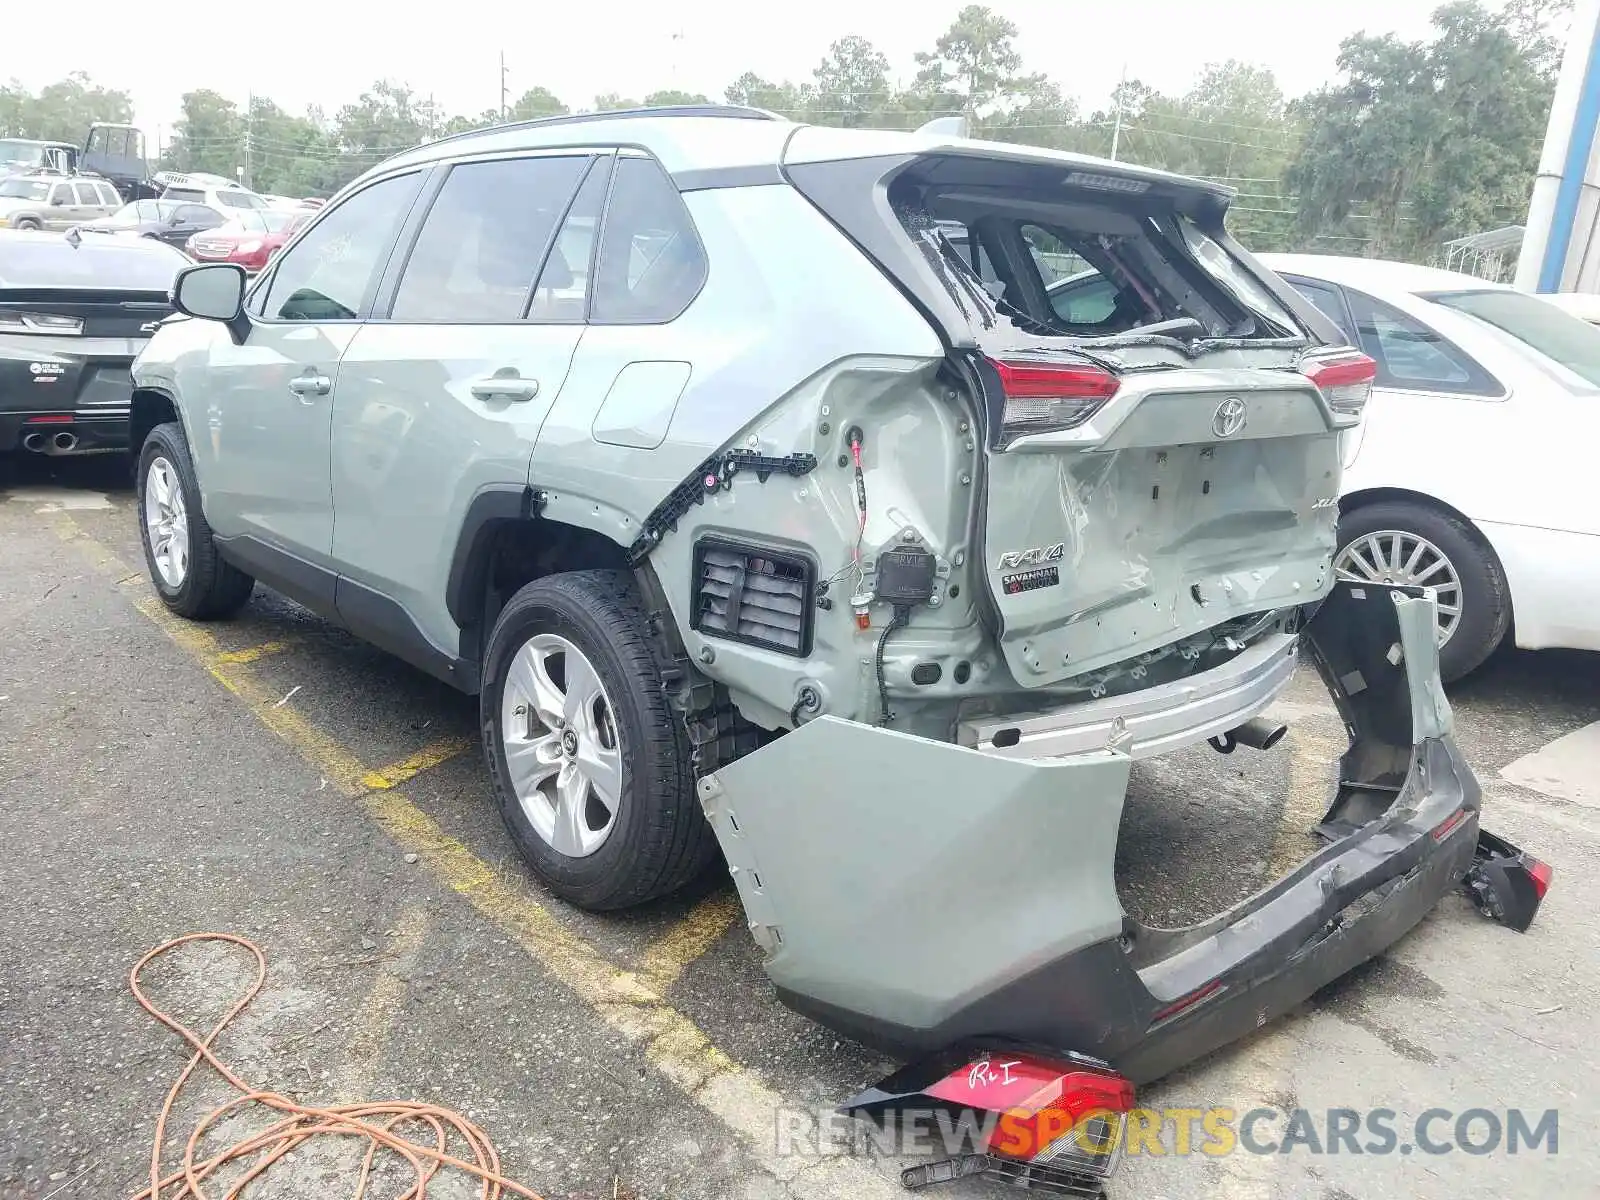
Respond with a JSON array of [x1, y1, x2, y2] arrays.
[[19, 0, 1458, 143]]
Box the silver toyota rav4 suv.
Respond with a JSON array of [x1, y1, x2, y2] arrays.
[[131, 105, 1545, 1176]]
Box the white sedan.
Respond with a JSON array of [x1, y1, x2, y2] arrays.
[[1251, 254, 1600, 681]]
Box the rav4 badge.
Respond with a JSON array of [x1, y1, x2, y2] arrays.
[[996, 542, 1065, 570]]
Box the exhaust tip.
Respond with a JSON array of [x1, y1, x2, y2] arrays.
[[52, 431, 78, 452], [1230, 716, 1289, 751], [22, 432, 46, 452]]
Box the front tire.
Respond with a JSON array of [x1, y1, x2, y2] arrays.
[[1334, 500, 1510, 683], [137, 422, 255, 620], [480, 570, 714, 911]]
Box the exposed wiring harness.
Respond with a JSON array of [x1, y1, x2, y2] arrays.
[[875, 605, 911, 726], [127, 933, 546, 1200]]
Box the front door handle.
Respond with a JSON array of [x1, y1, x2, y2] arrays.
[[469, 370, 539, 402], [288, 371, 332, 398]]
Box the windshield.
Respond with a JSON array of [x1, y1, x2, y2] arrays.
[[1430, 289, 1600, 387], [0, 179, 51, 201], [0, 140, 46, 168]]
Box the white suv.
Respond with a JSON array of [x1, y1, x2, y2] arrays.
[[154, 172, 270, 218]]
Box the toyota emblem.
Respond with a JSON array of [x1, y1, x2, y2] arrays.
[[1212, 396, 1247, 438]]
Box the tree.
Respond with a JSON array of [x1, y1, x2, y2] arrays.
[[912, 5, 1026, 113], [643, 89, 710, 107], [724, 72, 807, 116], [0, 72, 134, 144], [164, 90, 244, 179], [1287, 0, 1558, 258], [591, 92, 641, 112], [510, 87, 567, 121], [811, 35, 891, 126]]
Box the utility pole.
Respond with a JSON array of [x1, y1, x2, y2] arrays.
[[1109, 63, 1127, 162], [500, 52, 510, 122], [242, 89, 253, 189]]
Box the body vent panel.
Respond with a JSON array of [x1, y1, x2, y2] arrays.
[[692, 539, 814, 656]]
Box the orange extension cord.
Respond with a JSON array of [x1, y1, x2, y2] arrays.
[[127, 933, 548, 1200]]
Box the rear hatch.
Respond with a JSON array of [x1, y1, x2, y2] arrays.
[[784, 137, 1367, 686]]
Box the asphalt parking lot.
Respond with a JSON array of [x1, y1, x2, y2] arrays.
[[1, 454, 1596, 1200]]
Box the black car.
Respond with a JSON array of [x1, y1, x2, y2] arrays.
[[80, 199, 228, 249], [0, 228, 184, 459]]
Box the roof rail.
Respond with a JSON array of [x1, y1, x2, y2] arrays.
[[415, 103, 781, 153]]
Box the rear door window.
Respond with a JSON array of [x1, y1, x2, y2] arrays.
[[529, 156, 612, 322], [590, 155, 707, 324], [73, 182, 101, 205], [261, 172, 422, 322], [1343, 288, 1502, 395], [390, 154, 591, 322]]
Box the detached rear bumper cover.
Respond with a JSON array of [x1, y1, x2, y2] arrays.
[[696, 583, 1480, 1084]]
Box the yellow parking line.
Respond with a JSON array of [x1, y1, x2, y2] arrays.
[[215, 640, 296, 665], [361, 736, 474, 791], [636, 893, 744, 992], [336, 904, 433, 1103], [57, 516, 903, 1197]]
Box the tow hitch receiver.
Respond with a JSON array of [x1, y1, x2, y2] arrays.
[[1462, 829, 1554, 933], [841, 1048, 1135, 1196]]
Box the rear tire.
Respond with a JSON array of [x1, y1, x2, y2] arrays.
[[13, 218, 40, 232], [1335, 500, 1510, 683], [136, 422, 255, 620], [480, 570, 714, 911]]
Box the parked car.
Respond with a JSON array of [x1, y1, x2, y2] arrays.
[[126, 109, 1545, 1173], [0, 173, 124, 231], [185, 210, 312, 273], [80, 199, 230, 251], [0, 228, 182, 460], [1261, 253, 1600, 681], [154, 171, 270, 217]]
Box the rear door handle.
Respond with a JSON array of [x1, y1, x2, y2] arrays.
[[469, 371, 539, 402], [288, 371, 332, 398]]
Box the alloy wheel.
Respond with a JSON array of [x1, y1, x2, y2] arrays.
[[499, 633, 623, 858], [144, 456, 189, 589]]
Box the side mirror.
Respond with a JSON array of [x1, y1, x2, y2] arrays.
[[50, 194, 69, 207], [173, 263, 249, 342]]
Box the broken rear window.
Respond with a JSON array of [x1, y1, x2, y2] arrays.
[[887, 159, 1302, 348]]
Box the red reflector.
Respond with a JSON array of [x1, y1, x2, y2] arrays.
[[1431, 808, 1470, 842], [988, 357, 1120, 400], [25, 414, 74, 424], [1150, 978, 1224, 1023], [1528, 857, 1554, 899]]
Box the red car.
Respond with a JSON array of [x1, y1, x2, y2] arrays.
[[185, 209, 312, 274]]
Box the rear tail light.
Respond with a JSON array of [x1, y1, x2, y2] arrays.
[[1528, 857, 1554, 900], [987, 355, 1120, 448], [1301, 347, 1377, 418], [923, 1052, 1135, 1180]]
